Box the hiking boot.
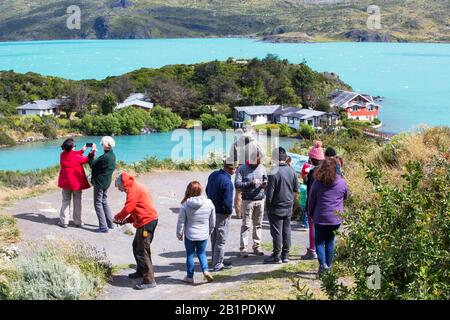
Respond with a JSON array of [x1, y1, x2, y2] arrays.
[[240, 251, 249, 258], [203, 272, 214, 283], [301, 249, 317, 260], [57, 222, 68, 229], [253, 249, 264, 256], [264, 256, 282, 264], [134, 282, 157, 290], [183, 276, 194, 284]]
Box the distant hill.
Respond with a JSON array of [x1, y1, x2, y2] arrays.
[[0, 0, 448, 42]]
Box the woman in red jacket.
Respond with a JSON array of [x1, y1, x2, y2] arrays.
[[57, 138, 92, 228]]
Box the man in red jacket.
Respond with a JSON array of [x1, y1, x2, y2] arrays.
[[57, 138, 92, 228], [114, 172, 159, 290]]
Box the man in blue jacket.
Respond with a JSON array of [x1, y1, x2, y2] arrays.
[[206, 158, 237, 272]]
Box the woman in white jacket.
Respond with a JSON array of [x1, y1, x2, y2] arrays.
[[177, 181, 216, 284]]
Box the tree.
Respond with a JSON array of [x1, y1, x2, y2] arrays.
[[147, 77, 195, 118], [315, 97, 332, 112], [101, 93, 116, 115], [59, 84, 91, 118], [110, 76, 135, 102], [292, 62, 317, 108]]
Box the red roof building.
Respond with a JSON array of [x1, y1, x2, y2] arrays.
[[330, 90, 381, 121]]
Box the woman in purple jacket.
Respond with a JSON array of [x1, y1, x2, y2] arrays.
[[308, 158, 349, 273]]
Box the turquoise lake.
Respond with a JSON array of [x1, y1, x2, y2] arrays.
[[0, 131, 296, 171], [0, 38, 449, 171]]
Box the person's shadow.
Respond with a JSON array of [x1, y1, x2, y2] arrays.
[[14, 212, 98, 231]]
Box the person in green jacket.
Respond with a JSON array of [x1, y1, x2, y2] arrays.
[[89, 136, 117, 233]]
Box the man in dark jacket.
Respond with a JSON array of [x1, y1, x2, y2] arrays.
[[206, 158, 237, 272], [89, 136, 116, 233], [264, 147, 298, 264]]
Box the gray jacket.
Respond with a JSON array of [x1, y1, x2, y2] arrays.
[[265, 163, 299, 217], [176, 196, 216, 241], [235, 164, 267, 201]]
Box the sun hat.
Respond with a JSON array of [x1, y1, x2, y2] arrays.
[[308, 141, 325, 161]]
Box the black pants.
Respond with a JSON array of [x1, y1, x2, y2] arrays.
[[268, 213, 292, 259], [132, 219, 158, 284]]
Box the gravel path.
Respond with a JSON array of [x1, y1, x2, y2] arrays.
[[6, 171, 308, 300]]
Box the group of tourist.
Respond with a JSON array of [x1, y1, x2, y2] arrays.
[[56, 128, 349, 290]]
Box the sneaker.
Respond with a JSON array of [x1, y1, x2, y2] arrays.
[[57, 222, 68, 229], [128, 272, 143, 279], [301, 249, 317, 260], [240, 251, 249, 258], [318, 265, 330, 274], [95, 228, 109, 233], [264, 256, 282, 264], [183, 276, 194, 284], [108, 225, 115, 230], [281, 257, 290, 263], [223, 261, 233, 267], [253, 249, 264, 256], [74, 223, 84, 228], [213, 264, 233, 272], [203, 272, 214, 283], [134, 282, 157, 290]]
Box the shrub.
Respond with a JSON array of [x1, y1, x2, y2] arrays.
[[372, 118, 381, 125], [321, 160, 450, 300], [279, 123, 293, 137], [101, 93, 116, 115], [0, 131, 15, 146], [297, 123, 315, 139], [199, 113, 229, 131], [147, 106, 182, 132], [6, 240, 112, 300]]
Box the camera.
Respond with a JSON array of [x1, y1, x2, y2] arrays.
[[86, 143, 93, 148]]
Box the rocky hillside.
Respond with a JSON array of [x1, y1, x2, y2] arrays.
[[0, 0, 448, 42]]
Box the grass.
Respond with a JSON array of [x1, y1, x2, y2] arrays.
[[211, 260, 326, 300], [112, 263, 136, 275], [0, 216, 19, 246]]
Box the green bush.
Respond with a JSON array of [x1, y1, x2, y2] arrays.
[[297, 123, 315, 139], [5, 241, 112, 300], [0, 131, 15, 146], [321, 160, 450, 299], [372, 118, 381, 125], [199, 113, 229, 131], [146, 106, 182, 132]]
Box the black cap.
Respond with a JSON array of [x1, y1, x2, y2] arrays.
[[325, 147, 337, 157]]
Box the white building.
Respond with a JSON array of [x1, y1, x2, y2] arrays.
[[232, 105, 337, 129], [115, 93, 154, 111], [16, 99, 60, 116], [232, 105, 281, 128]]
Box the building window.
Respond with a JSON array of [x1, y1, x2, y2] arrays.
[[22, 110, 26, 115], [289, 117, 294, 124]]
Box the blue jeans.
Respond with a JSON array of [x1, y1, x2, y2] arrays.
[[300, 206, 308, 228], [185, 237, 209, 278], [314, 224, 340, 268]]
